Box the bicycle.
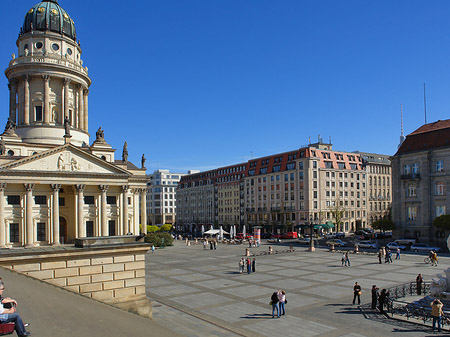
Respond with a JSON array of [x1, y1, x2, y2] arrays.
[[424, 257, 431, 264]]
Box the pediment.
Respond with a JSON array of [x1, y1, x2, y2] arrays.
[[0, 144, 130, 176]]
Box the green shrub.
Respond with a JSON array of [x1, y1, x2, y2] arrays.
[[159, 224, 173, 232], [147, 225, 159, 233], [144, 232, 174, 247]]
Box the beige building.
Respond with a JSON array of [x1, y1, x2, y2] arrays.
[[177, 139, 391, 235], [0, 0, 147, 247], [357, 152, 392, 224], [392, 119, 450, 241]]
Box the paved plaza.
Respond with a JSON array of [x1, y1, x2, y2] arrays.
[[147, 240, 450, 336]]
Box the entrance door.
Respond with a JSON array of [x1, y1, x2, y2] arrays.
[[86, 221, 94, 237], [59, 217, 67, 244]]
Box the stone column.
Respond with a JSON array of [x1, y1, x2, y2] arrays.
[[78, 85, 84, 130], [140, 188, 147, 235], [23, 75, 30, 125], [43, 75, 50, 124], [83, 89, 89, 132], [0, 183, 6, 248], [24, 183, 35, 247], [99, 185, 108, 236], [8, 81, 16, 123], [76, 184, 85, 237], [51, 184, 61, 245], [122, 185, 129, 235], [63, 78, 70, 121]]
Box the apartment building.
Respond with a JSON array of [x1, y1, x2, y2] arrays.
[[177, 140, 391, 234], [392, 119, 450, 241]]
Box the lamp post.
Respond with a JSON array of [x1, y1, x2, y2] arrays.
[[308, 215, 315, 252]]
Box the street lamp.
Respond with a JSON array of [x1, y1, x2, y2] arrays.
[[308, 215, 315, 252]]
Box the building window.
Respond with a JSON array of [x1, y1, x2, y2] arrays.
[[436, 160, 444, 172], [435, 182, 445, 196], [272, 166, 280, 173], [35, 106, 43, 122], [286, 163, 295, 170], [34, 195, 47, 205], [313, 161, 317, 169], [37, 222, 46, 241], [407, 185, 416, 197], [86, 221, 94, 237], [9, 223, 19, 243], [412, 163, 419, 174], [7, 196, 20, 205], [403, 164, 411, 175], [84, 196, 95, 205], [407, 207, 417, 221], [107, 196, 116, 205], [436, 206, 446, 217], [59, 197, 65, 206], [109, 220, 116, 236]]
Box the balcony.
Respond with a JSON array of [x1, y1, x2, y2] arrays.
[[270, 207, 281, 212], [401, 173, 420, 180]]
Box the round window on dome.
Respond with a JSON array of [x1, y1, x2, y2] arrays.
[[28, 8, 34, 14], [52, 43, 60, 51], [67, 48, 73, 55], [51, 9, 58, 15], [35, 42, 43, 49]]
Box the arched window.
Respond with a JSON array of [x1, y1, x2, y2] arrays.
[[435, 182, 445, 196], [7, 150, 14, 156], [407, 184, 416, 197]]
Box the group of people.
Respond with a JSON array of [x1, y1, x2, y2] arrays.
[[341, 252, 351, 266], [203, 239, 217, 250], [370, 285, 389, 313], [248, 239, 260, 248], [239, 257, 255, 274], [270, 290, 287, 318], [377, 247, 395, 264]]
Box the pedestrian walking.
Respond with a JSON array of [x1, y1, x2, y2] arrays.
[[352, 282, 361, 305], [239, 258, 244, 273], [371, 285, 379, 310], [252, 258, 256, 273], [270, 292, 280, 318], [431, 298, 444, 332], [151, 245, 155, 253], [278, 290, 286, 316], [378, 289, 389, 314], [341, 253, 346, 266], [247, 258, 251, 274], [387, 249, 393, 263], [431, 250, 438, 266], [345, 252, 351, 267], [213, 240, 217, 250], [378, 251, 382, 264], [210, 241, 213, 250], [395, 248, 401, 260], [249, 240, 252, 248], [203, 240, 207, 250], [416, 274, 423, 295]]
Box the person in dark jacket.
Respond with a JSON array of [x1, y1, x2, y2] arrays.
[[378, 289, 389, 314], [252, 258, 256, 273], [416, 274, 423, 295], [371, 285, 379, 310], [271, 292, 279, 318], [352, 282, 361, 305]]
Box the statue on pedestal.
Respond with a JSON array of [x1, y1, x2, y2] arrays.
[[141, 154, 146, 169], [96, 127, 104, 141], [122, 142, 128, 163], [64, 116, 71, 137]]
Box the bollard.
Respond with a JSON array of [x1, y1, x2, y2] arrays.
[[246, 248, 250, 256], [289, 244, 294, 252], [269, 246, 273, 254], [330, 243, 335, 251], [354, 244, 359, 253]]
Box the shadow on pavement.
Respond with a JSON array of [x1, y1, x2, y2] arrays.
[[241, 313, 273, 319]]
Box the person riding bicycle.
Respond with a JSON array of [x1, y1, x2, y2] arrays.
[[430, 250, 438, 266]]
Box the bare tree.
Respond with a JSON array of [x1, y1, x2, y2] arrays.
[[329, 198, 345, 232]]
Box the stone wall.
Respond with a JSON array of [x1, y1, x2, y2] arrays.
[[0, 244, 151, 318]]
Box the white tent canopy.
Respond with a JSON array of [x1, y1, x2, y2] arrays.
[[204, 229, 229, 235]]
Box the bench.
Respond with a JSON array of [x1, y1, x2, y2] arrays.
[[0, 323, 15, 335]]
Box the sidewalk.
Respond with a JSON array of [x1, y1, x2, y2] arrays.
[[0, 267, 180, 337]]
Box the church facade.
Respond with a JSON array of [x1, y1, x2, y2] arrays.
[[0, 0, 147, 247]]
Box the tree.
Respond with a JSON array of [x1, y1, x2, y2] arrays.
[[371, 219, 395, 232], [433, 215, 450, 231], [330, 199, 345, 232], [159, 224, 173, 232]]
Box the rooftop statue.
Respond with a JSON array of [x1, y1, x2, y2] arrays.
[[64, 116, 71, 137], [96, 127, 104, 140]]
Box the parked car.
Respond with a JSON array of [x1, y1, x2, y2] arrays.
[[355, 230, 370, 236], [410, 243, 441, 253], [386, 242, 407, 251], [356, 241, 378, 249], [395, 238, 417, 246], [325, 233, 336, 239], [298, 237, 311, 245], [335, 232, 346, 238], [281, 232, 298, 239], [326, 239, 347, 247]]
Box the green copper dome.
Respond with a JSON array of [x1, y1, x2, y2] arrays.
[[22, 0, 76, 41]]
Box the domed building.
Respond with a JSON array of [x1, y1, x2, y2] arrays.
[[0, 0, 148, 247]]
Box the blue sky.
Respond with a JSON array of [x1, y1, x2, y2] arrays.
[[1, 1, 450, 173]]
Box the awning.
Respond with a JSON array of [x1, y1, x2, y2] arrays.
[[204, 229, 229, 235]]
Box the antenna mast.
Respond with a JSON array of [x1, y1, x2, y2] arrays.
[[423, 83, 427, 124]]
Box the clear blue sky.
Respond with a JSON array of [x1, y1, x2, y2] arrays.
[[1, 1, 450, 173]]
